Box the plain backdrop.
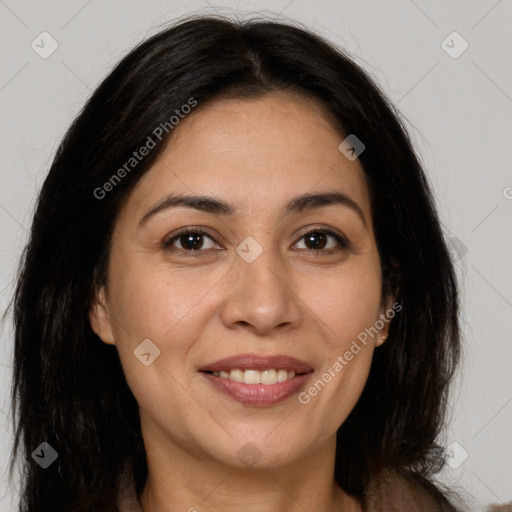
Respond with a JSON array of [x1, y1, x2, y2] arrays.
[[0, 1, 511, 510]]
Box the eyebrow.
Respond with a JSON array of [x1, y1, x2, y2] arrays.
[[139, 191, 367, 228]]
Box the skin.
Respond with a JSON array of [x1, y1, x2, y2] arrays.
[[90, 91, 394, 512]]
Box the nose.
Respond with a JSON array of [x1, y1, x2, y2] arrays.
[[220, 246, 303, 336]]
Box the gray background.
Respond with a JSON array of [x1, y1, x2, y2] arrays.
[[0, 0, 511, 510]]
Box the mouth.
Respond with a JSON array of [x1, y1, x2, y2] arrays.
[[199, 353, 314, 406]]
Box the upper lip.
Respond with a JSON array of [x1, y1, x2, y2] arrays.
[[199, 353, 314, 374]]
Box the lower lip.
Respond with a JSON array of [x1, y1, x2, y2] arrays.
[[201, 372, 312, 406]]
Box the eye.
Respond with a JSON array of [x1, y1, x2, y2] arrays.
[[293, 227, 349, 253], [163, 225, 350, 256], [163, 228, 220, 253]]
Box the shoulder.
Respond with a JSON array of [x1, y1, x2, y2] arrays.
[[363, 468, 458, 512]]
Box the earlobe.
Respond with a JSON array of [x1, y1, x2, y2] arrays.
[[89, 286, 116, 345], [375, 332, 387, 347], [375, 293, 395, 347]]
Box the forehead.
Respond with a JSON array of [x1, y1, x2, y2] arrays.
[[121, 92, 371, 223]]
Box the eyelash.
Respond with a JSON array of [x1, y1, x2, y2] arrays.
[[162, 225, 350, 256]]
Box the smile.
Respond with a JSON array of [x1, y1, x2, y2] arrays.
[[208, 368, 298, 385], [199, 353, 314, 406]]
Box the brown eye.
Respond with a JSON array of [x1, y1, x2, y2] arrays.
[[304, 232, 330, 250], [294, 229, 349, 252], [163, 229, 218, 252], [175, 233, 208, 251]]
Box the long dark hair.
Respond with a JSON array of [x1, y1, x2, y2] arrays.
[[6, 14, 460, 511]]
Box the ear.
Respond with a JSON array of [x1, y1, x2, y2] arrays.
[[375, 258, 400, 347], [89, 286, 115, 346], [375, 293, 396, 348]]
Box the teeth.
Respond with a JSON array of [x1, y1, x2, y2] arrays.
[[261, 369, 277, 385], [244, 370, 260, 384], [210, 369, 297, 384], [229, 369, 244, 382], [277, 369, 288, 382]]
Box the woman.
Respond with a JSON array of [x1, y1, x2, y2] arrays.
[[8, 15, 461, 511]]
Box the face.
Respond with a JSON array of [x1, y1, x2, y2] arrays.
[[90, 92, 393, 470]]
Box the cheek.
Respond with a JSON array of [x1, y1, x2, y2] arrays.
[[105, 259, 226, 403], [301, 260, 383, 344], [294, 263, 382, 425], [298, 329, 376, 439], [108, 257, 218, 344], [107, 267, 208, 411]]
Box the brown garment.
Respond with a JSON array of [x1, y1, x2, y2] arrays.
[[117, 466, 456, 512], [363, 468, 456, 512]]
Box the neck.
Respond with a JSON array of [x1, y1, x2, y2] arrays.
[[138, 426, 361, 512]]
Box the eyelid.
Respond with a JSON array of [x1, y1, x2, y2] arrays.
[[293, 224, 353, 256], [162, 226, 221, 249], [294, 224, 350, 249], [162, 224, 351, 253]]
